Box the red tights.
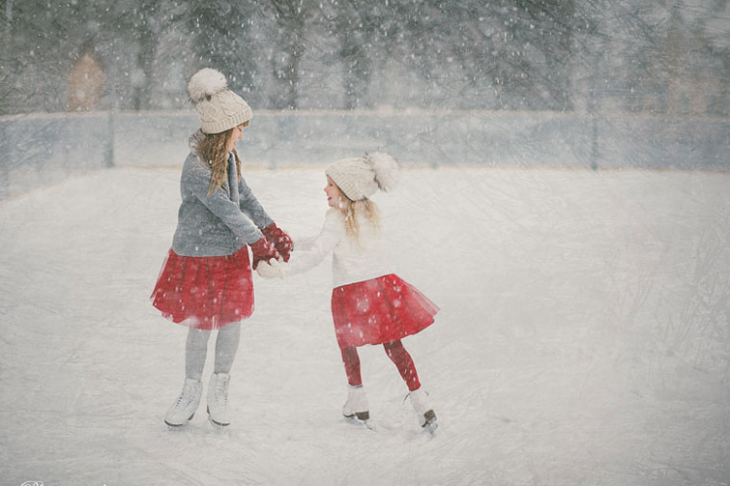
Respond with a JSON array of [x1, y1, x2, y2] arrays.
[[340, 340, 421, 392]]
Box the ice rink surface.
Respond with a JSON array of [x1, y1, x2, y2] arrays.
[[1, 165, 729, 485]]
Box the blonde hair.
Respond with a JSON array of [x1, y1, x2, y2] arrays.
[[334, 185, 380, 242], [196, 128, 242, 196]]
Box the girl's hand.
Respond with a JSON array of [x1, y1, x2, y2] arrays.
[[262, 223, 293, 262], [249, 237, 281, 270], [256, 259, 285, 279]]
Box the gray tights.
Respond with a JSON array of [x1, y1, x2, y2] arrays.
[[185, 322, 241, 381]]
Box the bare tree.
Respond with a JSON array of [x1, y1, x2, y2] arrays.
[[1, 0, 728, 115], [269, 0, 310, 109]]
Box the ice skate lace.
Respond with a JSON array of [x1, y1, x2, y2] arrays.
[[175, 383, 198, 409], [213, 377, 229, 406]]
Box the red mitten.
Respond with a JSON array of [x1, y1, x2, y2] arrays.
[[262, 223, 293, 262], [249, 237, 281, 270]]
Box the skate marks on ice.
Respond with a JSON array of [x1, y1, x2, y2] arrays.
[[1, 168, 729, 485]]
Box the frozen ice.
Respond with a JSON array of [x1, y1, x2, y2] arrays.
[[0, 165, 728, 485]]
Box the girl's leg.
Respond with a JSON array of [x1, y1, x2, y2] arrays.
[[340, 346, 369, 420], [185, 328, 212, 381], [383, 340, 421, 392], [214, 321, 242, 374], [166, 328, 209, 426], [207, 321, 241, 427], [340, 346, 363, 387]]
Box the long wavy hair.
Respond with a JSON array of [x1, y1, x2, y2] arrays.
[[196, 127, 242, 196], [334, 185, 380, 242]]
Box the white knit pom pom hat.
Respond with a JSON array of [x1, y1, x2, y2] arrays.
[[326, 152, 400, 201], [188, 68, 253, 134]]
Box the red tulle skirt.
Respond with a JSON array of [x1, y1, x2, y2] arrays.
[[331, 274, 439, 349], [150, 246, 254, 330]]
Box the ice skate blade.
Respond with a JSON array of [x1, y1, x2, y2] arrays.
[[345, 415, 376, 430], [165, 412, 195, 428], [207, 406, 230, 427], [423, 418, 438, 435], [208, 417, 230, 428], [344, 410, 370, 421], [421, 410, 438, 435]]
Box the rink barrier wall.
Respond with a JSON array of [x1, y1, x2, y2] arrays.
[[1, 109, 728, 199]]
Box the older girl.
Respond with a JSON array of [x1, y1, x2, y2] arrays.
[[151, 68, 292, 428]]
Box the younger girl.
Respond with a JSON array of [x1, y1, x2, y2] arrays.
[[257, 153, 439, 433], [150, 68, 292, 428]]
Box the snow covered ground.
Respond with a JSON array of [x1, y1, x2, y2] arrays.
[[1, 165, 729, 485]]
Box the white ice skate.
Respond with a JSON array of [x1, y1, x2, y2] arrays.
[[207, 372, 231, 427], [409, 388, 438, 434], [342, 384, 370, 423], [165, 378, 203, 427]]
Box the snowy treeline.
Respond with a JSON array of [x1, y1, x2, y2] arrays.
[[1, 0, 729, 116]]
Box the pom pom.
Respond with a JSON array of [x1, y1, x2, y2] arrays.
[[366, 152, 399, 192], [188, 68, 228, 103]]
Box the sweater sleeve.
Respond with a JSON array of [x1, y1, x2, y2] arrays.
[[187, 164, 263, 244], [239, 177, 275, 230], [293, 234, 318, 251], [281, 209, 344, 276]]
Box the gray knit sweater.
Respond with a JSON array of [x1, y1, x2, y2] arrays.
[[171, 132, 274, 257]]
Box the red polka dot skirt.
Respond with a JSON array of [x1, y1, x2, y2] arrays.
[[150, 246, 254, 330], [331, 274, 439, 349]]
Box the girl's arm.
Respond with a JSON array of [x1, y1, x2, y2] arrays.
[[293, 234, 318, 252], [238, 177, 275, 229], [260, 209, 343, 277], [239, 176, 293, 262], [187, 165, 264, 244]]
